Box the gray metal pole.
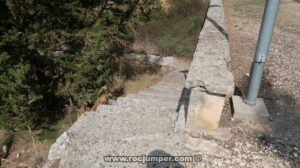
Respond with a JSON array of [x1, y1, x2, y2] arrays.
[[244, 0, 281, 106]]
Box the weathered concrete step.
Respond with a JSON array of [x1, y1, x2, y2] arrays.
[[141, 86, 184, 93], [148, 85, 184, 92], [97, 100, 177, 114], [95, 91, 184, 114], [123, 94, 184, 105], [113, 96, 177, 105], [69, 108, 177, 142], [145, 83, 183, 92], [154, 75, 185, 84], [46, 112, 179, 162], [136, 91, 183, 99], [154, 73, 185, 85], [130, 91, 183, 99], [47, 133, 193, 168]]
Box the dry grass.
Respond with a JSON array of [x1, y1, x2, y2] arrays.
[[134, 0, 209, 58], [0, 130, 53, 168], [160, 0, 171, 12], [123, 69, 167, 95]]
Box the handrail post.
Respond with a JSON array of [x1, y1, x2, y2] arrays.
[[244, 0, 281, 106]]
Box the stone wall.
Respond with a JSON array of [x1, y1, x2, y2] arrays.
[[185, 0, 234, 95], [183, 0, 235, 132]]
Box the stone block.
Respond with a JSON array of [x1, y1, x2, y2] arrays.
[[186, 88, 225, 131]]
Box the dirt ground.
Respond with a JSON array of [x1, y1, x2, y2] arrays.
[[224, 0, 300, 143], [221, 0, 300, 166]]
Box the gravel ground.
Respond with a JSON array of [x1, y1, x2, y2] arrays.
[[220, 0, 300, 167]]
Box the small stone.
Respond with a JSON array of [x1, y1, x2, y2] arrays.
[[235, 158, 241, 163], [293, 153, 298, 157], [246, 142, 251, 148], [253, 154, 259, 159], [16, 152, 21, 158], [224, 159, 230, 164], [18, 163, 28, 168], [233, 147, 241, 153], [217, 161, 222, 167], [52, 51, 64, 57], [2, 145, 8, 156], [240, 162, 245, 167]]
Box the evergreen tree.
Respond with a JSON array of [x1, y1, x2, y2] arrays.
[[0, 0, 157, 130]]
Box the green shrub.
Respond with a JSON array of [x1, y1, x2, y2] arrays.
[[134, 48, 148, 55], [0, 0, 155, 130]]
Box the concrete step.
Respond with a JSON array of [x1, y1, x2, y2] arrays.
[[119, 95, 183, 107], [47, 133, 193, 168], [139, 86, 184, 94], [135, 92, 183, 100], [51, 108, 177, 152], [98, 98, 177, 113]]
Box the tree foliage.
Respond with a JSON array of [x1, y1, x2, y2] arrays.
[[0, 0, 157, 130]]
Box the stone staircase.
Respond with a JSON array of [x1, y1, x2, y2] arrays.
[[43, 57, 201, 168], [42, 0, 299, 167], [43, 0, 234, 167]]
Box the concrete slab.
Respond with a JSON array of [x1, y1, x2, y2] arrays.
[[232, 96, 270, 122], [186, 88, 225, 131]]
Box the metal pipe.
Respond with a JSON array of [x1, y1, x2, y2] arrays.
[[244, 0, 281, 106]]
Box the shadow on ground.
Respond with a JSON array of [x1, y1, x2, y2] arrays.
[[147, 150, 184, 168], [236, 75, 300, 167], [176, 70, 191, 122], [260, 79, 300, 167]]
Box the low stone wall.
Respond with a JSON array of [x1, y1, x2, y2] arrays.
[[185, 0, 234, 95], [182, 0, 235, 132]]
